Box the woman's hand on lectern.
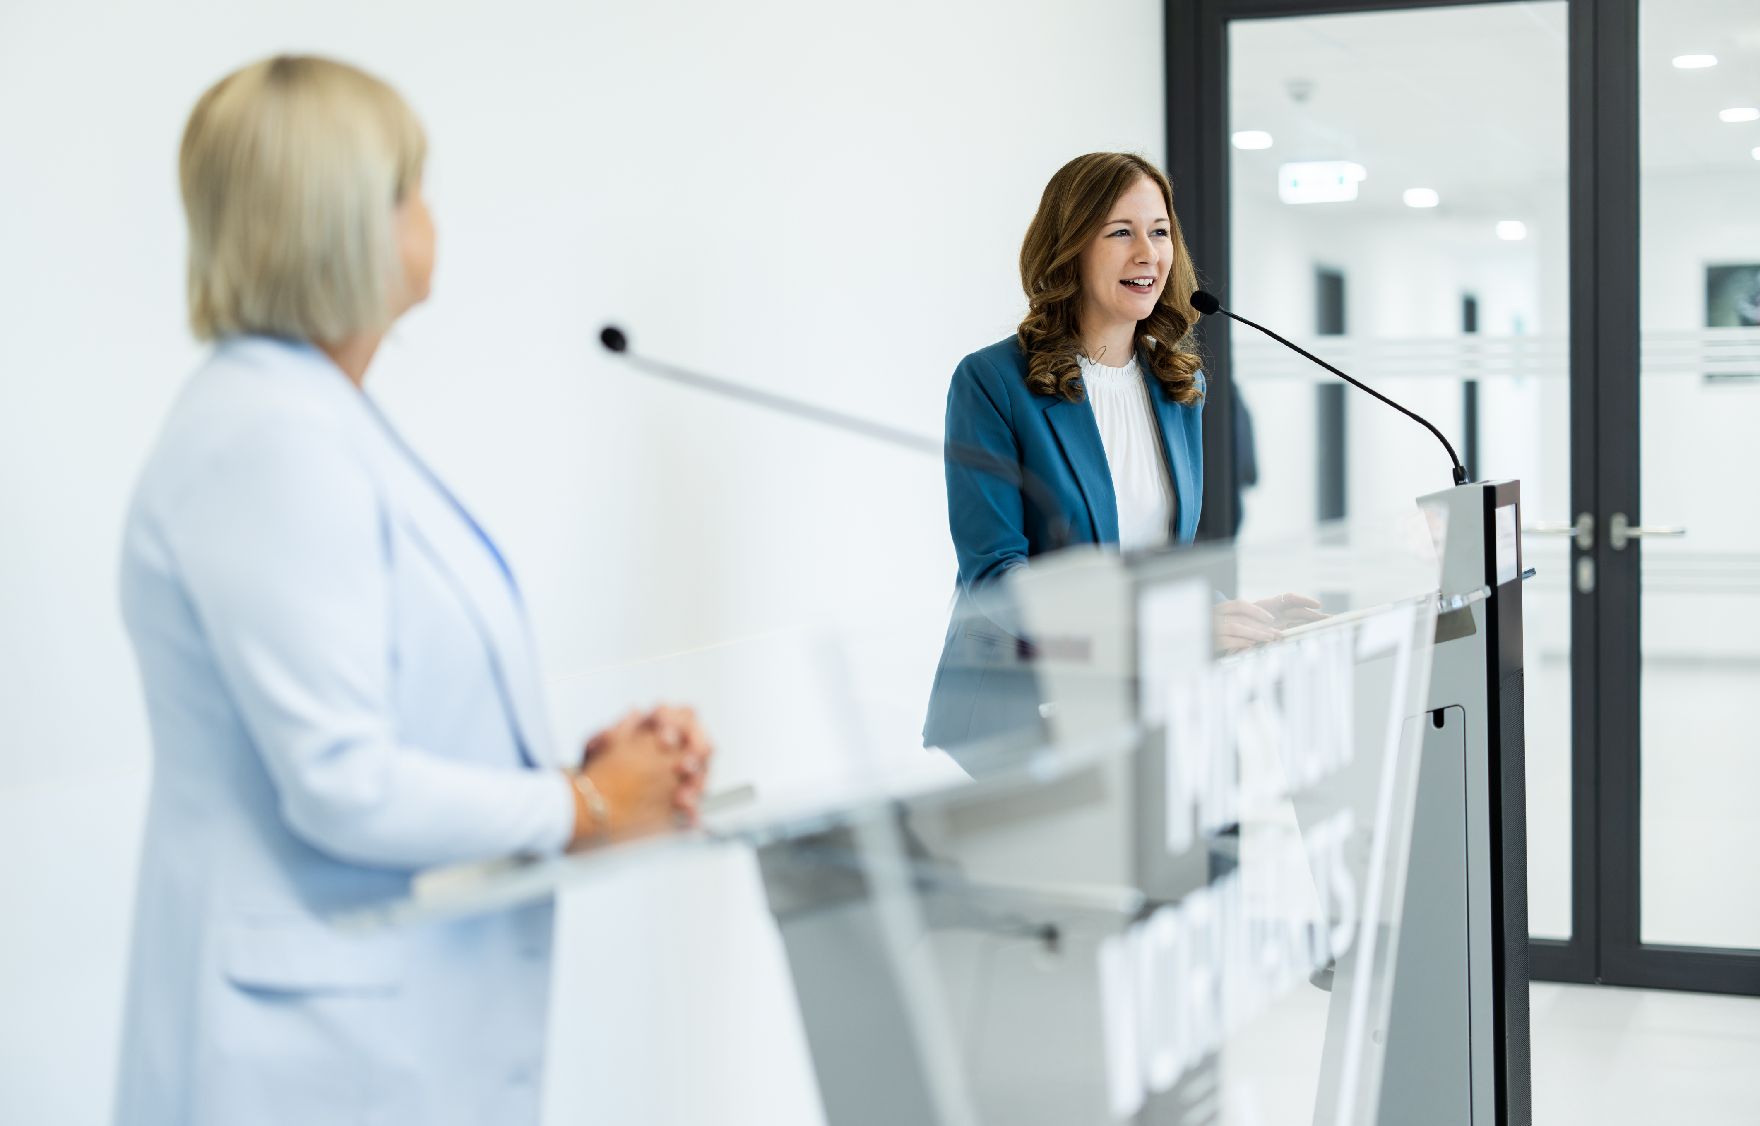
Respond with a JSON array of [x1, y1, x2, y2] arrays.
[[1214, 593, 1327, 654], [643, 704, 715, 825], [1255, 593, 1326, 629], [1214, 599, 1281, 654], [569, 706, 714, 848]]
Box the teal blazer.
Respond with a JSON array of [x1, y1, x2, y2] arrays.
[[923, 336, 1204, 750]]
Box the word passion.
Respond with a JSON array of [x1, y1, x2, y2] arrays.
[[1098, 604, 1417, 1118]]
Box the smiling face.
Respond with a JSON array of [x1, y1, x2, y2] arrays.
[[1074, 175, 1171, 355]]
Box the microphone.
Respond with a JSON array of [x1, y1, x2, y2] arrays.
[[598, 326, 1073, 549], [1190, 290, 1469, 487]]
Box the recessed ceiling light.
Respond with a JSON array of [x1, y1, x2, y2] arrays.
[[1403, 188, 1440, 209], [1672, 54, 1718, 69], [1719, 107, 1760, 123], [1232, 130, 1274, 150], [1496, 220, 1528, 241]]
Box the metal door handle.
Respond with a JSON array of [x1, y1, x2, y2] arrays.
[[1608, 513, 1686, 550], [1524, 513, 1594, 552]]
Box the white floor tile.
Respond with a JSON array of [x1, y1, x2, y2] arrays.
[[1532, 982, 1760, 1126]]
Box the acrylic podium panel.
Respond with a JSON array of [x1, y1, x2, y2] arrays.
[[343, 508, 1454, 1126], [770, 510, 1449, 1126]]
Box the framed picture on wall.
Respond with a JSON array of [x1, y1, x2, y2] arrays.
[[1705, 264, 1760, 383]]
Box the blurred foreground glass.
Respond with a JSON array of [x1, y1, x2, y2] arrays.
[[346, 506, 1458, 1124], [831, 512, 1444, 1124]]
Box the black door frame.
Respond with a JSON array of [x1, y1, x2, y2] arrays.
[[1167, 0, 1760, 996]]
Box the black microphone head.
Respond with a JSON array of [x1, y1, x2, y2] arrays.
[[1190, 290, 1220, 316], [599, 325, 628, 354]]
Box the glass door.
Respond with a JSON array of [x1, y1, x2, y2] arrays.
[[1178, 0, 1760, 997], [1615, 0, 1760, 990], [1218, 1, 1579, 952]]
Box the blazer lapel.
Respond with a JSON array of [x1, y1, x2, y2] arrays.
[[1042, 396, 1119, 544], [395, 508, 558, 769], [359, 404, 560, 769], [238, 339, 561, 768]]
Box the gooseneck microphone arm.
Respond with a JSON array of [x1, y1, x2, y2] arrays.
[[598, 326, 1073, 550], [1190, 291, 1469, 487]]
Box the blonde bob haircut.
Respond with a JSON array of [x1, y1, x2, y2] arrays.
[[180, 55, 427, 343]]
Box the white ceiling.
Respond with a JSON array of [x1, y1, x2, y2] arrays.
[[1225, 0, 1760, 214]]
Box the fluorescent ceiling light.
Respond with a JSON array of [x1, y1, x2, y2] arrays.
[[1496, 220, 1528, 241], [1232, 130, 1274, 150], [1403, 188, 1440, 209], [1278, 161, 1367, 205], [1720, 107, 1760, 123], [1672, 54, 1718, 69]]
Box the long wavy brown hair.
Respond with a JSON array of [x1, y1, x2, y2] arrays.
[[1018, 153, 1203, 405]]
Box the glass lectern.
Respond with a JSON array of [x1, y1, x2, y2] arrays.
[[344, 499, 1527, 1126]]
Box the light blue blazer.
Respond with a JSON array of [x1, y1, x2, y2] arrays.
[[923, 336, 1204, 750], [115, 336, 576, 1126]]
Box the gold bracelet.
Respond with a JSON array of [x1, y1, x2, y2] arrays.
[[568, 768, 612, 840]]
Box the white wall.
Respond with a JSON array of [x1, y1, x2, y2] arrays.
[[0, 2, 1167, 1123]]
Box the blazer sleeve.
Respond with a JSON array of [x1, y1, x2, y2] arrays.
[[945, 353, 1029, 597], [157, 416, 574, 870]]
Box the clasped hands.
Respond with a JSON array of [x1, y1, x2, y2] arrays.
[[567, 705, 714, 849], [1213, 593, 1327, 655]]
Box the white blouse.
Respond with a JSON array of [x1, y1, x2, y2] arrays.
[[1080, 354, 1175, 551]]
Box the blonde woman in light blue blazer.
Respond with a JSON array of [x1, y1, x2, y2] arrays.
[[114, 56, 711, 1126]]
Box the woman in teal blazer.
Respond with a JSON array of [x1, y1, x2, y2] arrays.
[[924, 153, 1208, 751]]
